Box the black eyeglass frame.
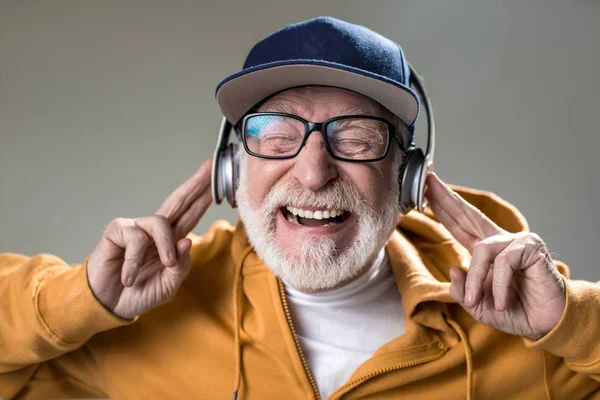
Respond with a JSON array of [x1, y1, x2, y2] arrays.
[[237, 112, 405, 163]]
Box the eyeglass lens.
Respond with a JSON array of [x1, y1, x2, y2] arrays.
[[244, 115, 389, 160]]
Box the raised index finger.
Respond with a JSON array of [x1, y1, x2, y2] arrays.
[[425, 172, 503, 251], [155, 158, 213, 225]]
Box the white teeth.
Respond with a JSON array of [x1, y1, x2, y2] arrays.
[[284, 208, 342, 227], [284, 206, 346, 220]]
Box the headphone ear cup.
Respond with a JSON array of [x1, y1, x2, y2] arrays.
[[212, 142, 239, 208], [399, 147, 425, 214], [224, 143, 239, 208]]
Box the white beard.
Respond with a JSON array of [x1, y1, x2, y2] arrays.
[[235, 151, 401, 292]]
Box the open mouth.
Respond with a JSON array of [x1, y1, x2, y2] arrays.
[[281, 205, 350, 227]]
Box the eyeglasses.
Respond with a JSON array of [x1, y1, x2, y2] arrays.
[[238, 112, 399, 162]]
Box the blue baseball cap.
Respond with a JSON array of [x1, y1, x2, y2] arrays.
[[215, 17, 419, 128]]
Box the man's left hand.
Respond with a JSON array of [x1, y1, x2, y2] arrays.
[[424, 173, 566, 340]]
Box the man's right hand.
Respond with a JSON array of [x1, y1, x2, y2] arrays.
[[86, 158, 213, 319]]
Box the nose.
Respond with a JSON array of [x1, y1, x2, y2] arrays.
[[291, 131, 338, 191]]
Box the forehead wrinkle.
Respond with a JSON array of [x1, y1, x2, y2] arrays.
[[257, 100, 379, 120], [254, 87, 396, 126], [257, 101, 299, 115]]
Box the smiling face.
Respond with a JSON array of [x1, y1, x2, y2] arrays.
[[235, 86, 404, 292]]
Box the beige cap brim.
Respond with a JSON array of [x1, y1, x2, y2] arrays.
[[216, 64, 419, 126]]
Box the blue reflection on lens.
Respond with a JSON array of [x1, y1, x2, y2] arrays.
[[247, 115, 278, 138]]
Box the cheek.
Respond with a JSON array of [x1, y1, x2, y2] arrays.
[[244, 157, 292, 206], [338, 162, 394, 205], [243, 155, 395, 208]]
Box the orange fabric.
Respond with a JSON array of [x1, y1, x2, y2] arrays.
[[1, 186, 599, 399]]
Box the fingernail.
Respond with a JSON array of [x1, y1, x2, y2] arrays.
[[465, 290, 473, 304], [126, 276, 134, 287]]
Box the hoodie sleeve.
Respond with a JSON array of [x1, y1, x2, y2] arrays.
[[523, 261, 600, 382], [0, 252, 134, 399]]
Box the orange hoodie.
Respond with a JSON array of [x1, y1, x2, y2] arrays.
[[1, 185, 599, 399]]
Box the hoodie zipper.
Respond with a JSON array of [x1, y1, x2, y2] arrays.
[[277, 278, 448, 399], [277, 279, 322, 400], [329, 349, 447, 399]]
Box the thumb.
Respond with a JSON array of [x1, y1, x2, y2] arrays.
[[161, 238, 193, 290]]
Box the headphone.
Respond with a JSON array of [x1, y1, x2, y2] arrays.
[[212, 64, 435, 214]]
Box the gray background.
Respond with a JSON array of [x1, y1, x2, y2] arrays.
[[1, 0, 598, 281]]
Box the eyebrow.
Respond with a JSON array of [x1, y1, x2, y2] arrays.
[[342, 106, 375, 116]]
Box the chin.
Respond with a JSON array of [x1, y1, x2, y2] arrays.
[[262, 223, 369, 291], [235, 156, 401, 291]]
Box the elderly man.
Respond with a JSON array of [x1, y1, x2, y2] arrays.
[[0, 17, 598, 400]]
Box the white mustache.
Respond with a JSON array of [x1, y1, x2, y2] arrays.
[[262, 179, 371, 216]]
